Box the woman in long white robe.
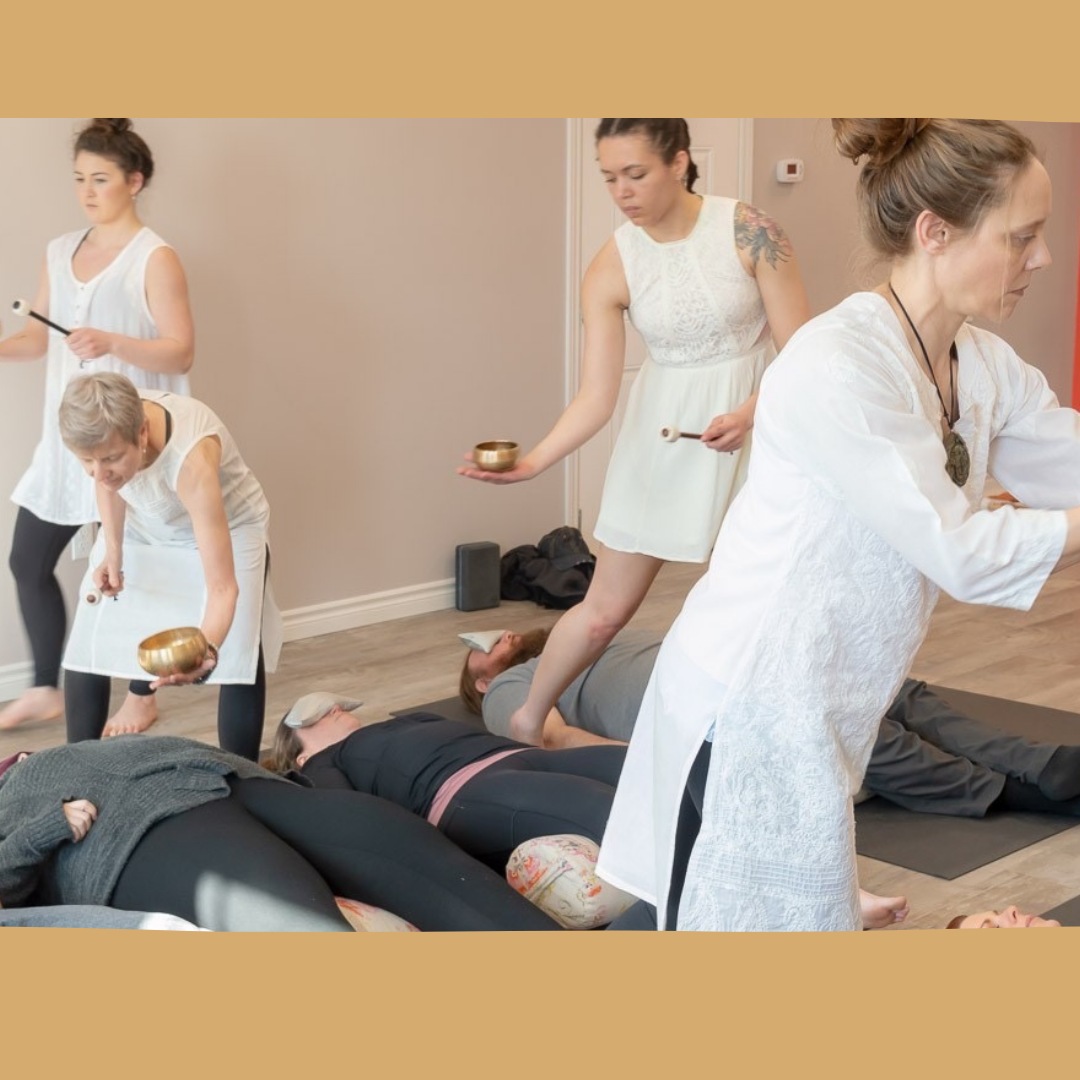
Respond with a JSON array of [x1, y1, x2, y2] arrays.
[[597, 119, 1080, 931]]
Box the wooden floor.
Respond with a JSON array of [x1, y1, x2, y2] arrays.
[[4, 559, 1080, 930]]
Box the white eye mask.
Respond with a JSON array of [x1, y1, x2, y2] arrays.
[[283, 691, 363, 729], [458, 630, 508, 654]]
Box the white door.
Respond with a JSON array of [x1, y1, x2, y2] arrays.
[[564, 118, 754, 546]]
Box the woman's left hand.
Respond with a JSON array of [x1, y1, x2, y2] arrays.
[[702, 406, 752, 453], [457, 453, 540, 485], [148, 648, 217, 690], [65, 328, 115, 362]]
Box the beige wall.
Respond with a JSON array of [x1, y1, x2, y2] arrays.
[[2, 118, 1078, 684], [0, 119, 568, 674], [751, 119, 1080, 401]]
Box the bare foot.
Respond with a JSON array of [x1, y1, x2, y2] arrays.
[[103, 692, 159, 737], [0, 686, 64, 730], [860, 888, 909, 930]]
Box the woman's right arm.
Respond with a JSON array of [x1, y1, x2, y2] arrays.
[[0, 802, 90, 908], [458, 239, 629, 484], [0, 260, 49, 363], [773, 344, 1076, 609], [95, 482, 128, 597]]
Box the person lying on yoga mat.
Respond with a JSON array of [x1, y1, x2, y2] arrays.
[[463, 627, 1080, 816], [269, 692, 911, 931], [0, 740, 561, 932], [947, 906, 1060, 929], [269, 692, 626, 873]]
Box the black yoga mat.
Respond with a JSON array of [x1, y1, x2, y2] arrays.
[[1040, 894, 1080, 926], [854, 685, 1080, 879]]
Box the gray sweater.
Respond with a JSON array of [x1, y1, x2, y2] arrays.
[[0, 735, 278, 907]]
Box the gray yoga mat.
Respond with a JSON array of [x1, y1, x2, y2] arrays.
[[391, 695, 482, 726], [1040, 895, 1080, 926], [854, 685, 1080, 879]]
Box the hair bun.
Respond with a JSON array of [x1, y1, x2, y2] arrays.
[[832, 119, 931, 168], [90, 118, 133, 135]]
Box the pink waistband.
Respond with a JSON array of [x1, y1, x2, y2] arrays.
[[426, 749, 529, 827]]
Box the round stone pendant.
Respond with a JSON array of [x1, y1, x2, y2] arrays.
[[944, 430, 970, 487]]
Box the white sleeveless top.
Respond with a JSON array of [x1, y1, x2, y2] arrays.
[[11, 226, 191, 526], [120, 391, 269, 544], [594, 196, 772, 562], [62, 390, 279, 684], [613, 195, 767, 366]]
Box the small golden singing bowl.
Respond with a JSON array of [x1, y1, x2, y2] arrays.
[[472, 440, 520, 472], [137, 626, 209, 678]]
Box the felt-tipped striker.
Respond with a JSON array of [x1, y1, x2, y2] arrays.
[[659, 424, 703, 442], [12, 298, 70, 336]]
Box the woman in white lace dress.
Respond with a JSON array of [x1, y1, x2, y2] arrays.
[[459, 118, 810, 747], [598, 119, 1080, 931]]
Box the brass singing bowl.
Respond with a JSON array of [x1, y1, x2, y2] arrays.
[[472, 440, 520, 472], [137, 626, 209, 678]]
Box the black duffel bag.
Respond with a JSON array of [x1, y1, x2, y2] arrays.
[[500, 526, 596, 610]]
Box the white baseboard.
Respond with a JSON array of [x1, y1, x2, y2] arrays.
[[280, 577, 457, 643], [0, 660, 34, 704], [0, 578, 459, 701]]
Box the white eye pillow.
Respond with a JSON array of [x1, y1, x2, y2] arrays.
[[458, 630, 508, 654]]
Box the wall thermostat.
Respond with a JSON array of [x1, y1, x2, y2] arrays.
[[776, 159, 804, 183]]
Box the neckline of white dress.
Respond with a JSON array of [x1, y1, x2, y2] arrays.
[[69, 225, 148, 287], [636, 195, 710, 248]]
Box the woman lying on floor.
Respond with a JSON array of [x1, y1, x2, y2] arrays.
[[0, 741, 561, 932], [269, 692, 911, 930], [268, 692, 626, 873]]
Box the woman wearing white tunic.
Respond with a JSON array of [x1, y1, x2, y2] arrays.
[[459, 118, 810, 746], [0, 119, 194, 734], [597, 119, 1080, 931], [57, 373, 280, 762]]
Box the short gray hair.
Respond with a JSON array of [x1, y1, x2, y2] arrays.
[[59, 373, 145, 450]]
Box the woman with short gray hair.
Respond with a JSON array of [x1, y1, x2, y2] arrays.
[[58, 372, 280, 760]]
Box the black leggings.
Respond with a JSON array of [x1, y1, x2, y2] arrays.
[[110, 778, 561, 932], [10, 508, 79, 688], [65, 647, 267, 761], [607, 741, 711, 932], [10, 507, 150, 696], [438, 746, 625, 872]]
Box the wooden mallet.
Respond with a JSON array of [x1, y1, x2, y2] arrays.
[[660, 424, 703, 442]]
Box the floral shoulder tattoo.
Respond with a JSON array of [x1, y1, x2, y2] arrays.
[[734, 202, 793, 270]]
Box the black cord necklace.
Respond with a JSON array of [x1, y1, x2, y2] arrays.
[[888, 283, 970, 487]]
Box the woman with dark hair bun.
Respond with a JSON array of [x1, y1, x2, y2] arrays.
[[0, 118, 195, 736], [460, 118, 810, 747], [598, 118, 1080, 932]]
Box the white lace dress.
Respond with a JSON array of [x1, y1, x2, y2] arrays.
[[594, 195, 771, 563], [597, 292, 1080, 930]]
